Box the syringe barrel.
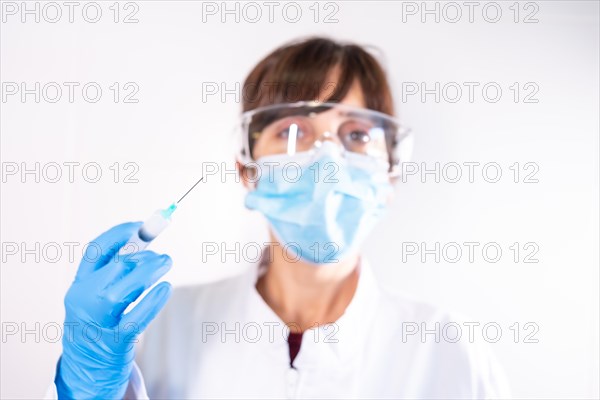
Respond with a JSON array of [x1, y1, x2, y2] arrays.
[[118, 210, 172, 256]]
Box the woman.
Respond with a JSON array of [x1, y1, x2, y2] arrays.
[[50, 37, 510, 399]]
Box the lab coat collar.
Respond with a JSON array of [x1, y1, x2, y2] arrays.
[[245, 252, 381, 368]]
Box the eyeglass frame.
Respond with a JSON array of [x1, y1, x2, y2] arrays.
[[236, 101, 413, 177]]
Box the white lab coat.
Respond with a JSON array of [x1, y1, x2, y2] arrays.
[[47, 258, 510, 399]]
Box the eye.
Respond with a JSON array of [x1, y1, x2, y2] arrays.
[[270, 118, 313, 142], [276, 124, 306, 140], [339, 120, 374, 147], [348, 130, 370, 143]]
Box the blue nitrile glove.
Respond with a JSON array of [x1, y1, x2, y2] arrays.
[[55, 222, 173, 399]]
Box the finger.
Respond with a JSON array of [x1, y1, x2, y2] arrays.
[[108, 254, 173, 316], [77, 222, 142, 279], [119, 281, 172, 336], [94, 250, 161, 288]]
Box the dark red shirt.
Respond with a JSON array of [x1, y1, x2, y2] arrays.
[[287, 332, 303, 368]]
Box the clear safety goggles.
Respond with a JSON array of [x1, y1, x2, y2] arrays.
[[237, 101, 413, 177]]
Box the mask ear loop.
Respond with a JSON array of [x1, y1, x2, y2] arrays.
[[237, 155, 271, 191]]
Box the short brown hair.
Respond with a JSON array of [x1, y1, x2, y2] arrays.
[[242, 37, 394, 116]]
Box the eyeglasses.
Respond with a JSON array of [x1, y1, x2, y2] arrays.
[[237, 101, 413, 176]]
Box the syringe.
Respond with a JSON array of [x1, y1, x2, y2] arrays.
[[118, 177, 204, 256]]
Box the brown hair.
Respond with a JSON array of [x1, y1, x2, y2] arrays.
[[241, 37, 394, 115]]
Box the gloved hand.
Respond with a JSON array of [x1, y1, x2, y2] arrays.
[[55, 222, 173, 400]]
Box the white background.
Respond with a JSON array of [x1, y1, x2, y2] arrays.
[[1, 1, 599, 398]]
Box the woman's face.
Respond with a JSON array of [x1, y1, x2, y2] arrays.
[[251, 78, 368, 161]]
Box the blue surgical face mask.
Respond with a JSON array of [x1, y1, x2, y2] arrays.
[[244, 141, 393, 265]]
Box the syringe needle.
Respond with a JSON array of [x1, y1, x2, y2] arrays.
[[176, 176, 204, 205], [119, 176, 205, 256]]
